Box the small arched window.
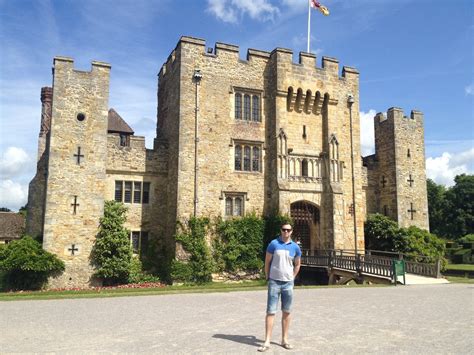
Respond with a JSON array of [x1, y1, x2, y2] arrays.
[[295, 88, 303, 112], [244, 146, 251, 171], [287, 87, 294, 111], [252, 95, 260, 121], [235, 93, 242, 119], [244, 94, 251, 120], [235, 145, 242, 170], [302, 159, 308, 177]]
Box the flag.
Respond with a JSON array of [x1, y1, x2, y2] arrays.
[[310, 0, 329, 16]]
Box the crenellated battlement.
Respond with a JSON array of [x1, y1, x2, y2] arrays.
[[53, 56, 111, 74], [158, 36, 358, 81], [376, 107, 424, 126]]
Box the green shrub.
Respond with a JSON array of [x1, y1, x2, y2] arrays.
[[171, 217, 214, 284], [395, 226, 446, 263], [170, 260, 193, 283], [91, 201, 132, 285], [128, 257, 161, 284], [214, 214, 264, 272], [0, 236, 64, 290]]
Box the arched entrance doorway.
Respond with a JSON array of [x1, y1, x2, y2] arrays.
[[290, 201, 320, 250]]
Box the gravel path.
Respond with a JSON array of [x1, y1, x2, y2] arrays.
[[1, 284, 473, 354]]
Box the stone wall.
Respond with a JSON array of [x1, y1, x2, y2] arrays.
[[105, 134, 169, 247]]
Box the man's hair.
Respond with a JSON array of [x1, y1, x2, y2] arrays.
[[280, 222, 292, 228]]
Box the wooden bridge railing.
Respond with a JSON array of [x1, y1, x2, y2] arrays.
[[300, 249, 441, 281]]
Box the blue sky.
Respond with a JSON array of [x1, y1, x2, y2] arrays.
[[1, 0, 473, 211]]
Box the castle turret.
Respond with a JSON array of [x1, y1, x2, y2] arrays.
[[370, 107, 429, 230], [42, 57, 111, 288]]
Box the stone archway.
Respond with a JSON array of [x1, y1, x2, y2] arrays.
[[290, 201, 320, 251]]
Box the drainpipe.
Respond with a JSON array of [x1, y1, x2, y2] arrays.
[[347, 94, 358, 255], [193, 69, 202, 217]]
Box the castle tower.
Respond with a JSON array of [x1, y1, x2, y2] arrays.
[[373, 107, 429, 230], [42, 57, 111, 288]]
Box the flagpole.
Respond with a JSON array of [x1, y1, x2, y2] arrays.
[[307, 0, 311, 53]]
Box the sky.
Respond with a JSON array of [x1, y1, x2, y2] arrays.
[[0, 0, 473, 211]]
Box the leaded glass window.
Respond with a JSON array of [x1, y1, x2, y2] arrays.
[[114, 181, 150, 204], [244, 94, 251, 120], [235, 145, 242, 170], [115, 181, 123, 202], [252, 95, 260, 121], [124, 181, 132, 203], [143, 182, 150, 204], [234, 197, 242, 216], [131, 232, 140, 253], [234, 143, 262, 173], [224, 194, 245, 217], [225, 197, 233, 216], [244, 146, 251, 171], [133, 182, 141, 203], [252, 147, 260, 171], [235, 93, 242, 120]]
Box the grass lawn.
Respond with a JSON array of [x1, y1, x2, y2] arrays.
[[445, 276, 474, 284], [445, 264, 474, 271], [0, 280, 268, 302], [0, 280, 385, 302]]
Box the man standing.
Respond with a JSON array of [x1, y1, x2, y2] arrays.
[[258, 223, 301, 352]]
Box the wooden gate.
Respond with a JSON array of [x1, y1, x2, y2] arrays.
[[290, 201, 319, 250]]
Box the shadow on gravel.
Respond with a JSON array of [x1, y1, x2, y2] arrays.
[[213, 334, 262, 347]]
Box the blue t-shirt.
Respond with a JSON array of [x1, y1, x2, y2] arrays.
[[267, 237, 302, 281]]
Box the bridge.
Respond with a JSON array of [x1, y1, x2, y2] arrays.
[[300, 249, 442, 285]]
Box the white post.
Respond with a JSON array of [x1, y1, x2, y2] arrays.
[[307, 0, 311, 53]]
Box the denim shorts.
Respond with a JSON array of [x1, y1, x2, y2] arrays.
[[266, 279, 294, 314]]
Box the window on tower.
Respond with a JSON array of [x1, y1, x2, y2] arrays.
[[233, 141, 262, 173], [234, 90, 261, 122]]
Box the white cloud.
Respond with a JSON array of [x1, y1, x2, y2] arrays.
[[465, 84, 474, 95], [359, 109, 376, 156], [0, 147, 32, 179], [0, 179, 28, 211], [206, 0, 279, 23], [426, 148, 474, 186]]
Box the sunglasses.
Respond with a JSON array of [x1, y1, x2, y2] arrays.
[[281, 228, 292, 232]]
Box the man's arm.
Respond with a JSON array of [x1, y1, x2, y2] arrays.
[[293, 256, 301, 279], [264, 252, 273, 280]]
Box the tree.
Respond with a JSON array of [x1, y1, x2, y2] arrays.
[[444, 174, 474, 239], [0, 236, 64, 290], [18, 205, 27, 218], [0, 207, 11, 212], [91, 201, 132, 285], [364, 214, 399, 251], [426, 179, 447, 237]]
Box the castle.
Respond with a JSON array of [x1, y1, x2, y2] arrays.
[[26, 36, 429, 288]]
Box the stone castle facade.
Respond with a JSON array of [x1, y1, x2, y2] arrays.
[[26, 36, 429, 288]]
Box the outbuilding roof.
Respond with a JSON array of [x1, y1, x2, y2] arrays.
[[0, 212, 25, 241], [107, 108, 134, 134]]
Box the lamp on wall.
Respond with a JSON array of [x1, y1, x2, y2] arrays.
[[193, 69, 202, 216]]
